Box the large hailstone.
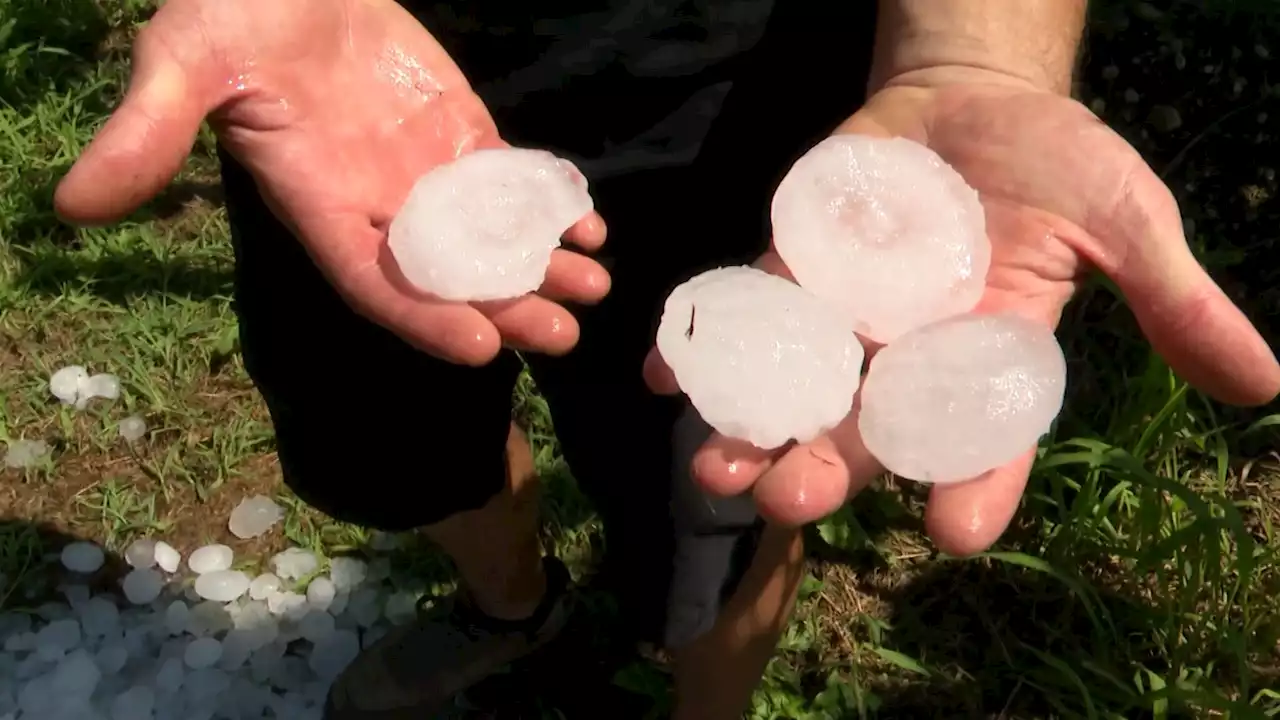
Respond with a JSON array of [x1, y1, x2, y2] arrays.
[[771, 135, 991, 343], [387, 147, 594, 302], [858, 313, 1067, 483], [656, 266, 864, 450]]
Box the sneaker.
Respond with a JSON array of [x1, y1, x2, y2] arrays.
[[324, 556, 574, 719]]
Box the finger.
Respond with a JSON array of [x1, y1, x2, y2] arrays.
[[752, 409, 882, 526], [311, 215, 502, 365], [474, 295, 582, 356], [924, 449, 1035, 556], [691, 434, 780, 497], [539, 250, 611, 305], [642, 347, 680, 395], [55, 7, 216, 225], [564, 211, 607, 252]]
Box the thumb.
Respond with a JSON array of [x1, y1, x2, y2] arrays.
[[1088, 160, 1280, 407], [55, 15, 215, 225]]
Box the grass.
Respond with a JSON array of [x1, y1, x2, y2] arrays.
[[2, 0, 1279, 717]]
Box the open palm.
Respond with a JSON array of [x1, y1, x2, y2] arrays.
[[649, 79, 1280, 555], [55, 0, 608, 366]]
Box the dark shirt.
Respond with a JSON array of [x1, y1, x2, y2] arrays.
[[400, 2, 875, 180]]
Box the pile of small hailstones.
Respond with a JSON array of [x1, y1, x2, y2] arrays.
[[0, 495, 422, 720]]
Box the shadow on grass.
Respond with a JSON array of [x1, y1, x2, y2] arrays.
[[0, 0, 120, 113], [10, 242, 234, 305]]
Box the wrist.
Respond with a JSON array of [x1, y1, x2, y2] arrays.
[[870, 0, 1086, 96]]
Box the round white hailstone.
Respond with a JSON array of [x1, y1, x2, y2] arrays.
[[163, 600, 189, 636], [267, 591, 309, 621], [60, 541, 105, 574], [35, 618, 81, 655], [155, 656, 184, 692], [118, 415, 147, 443], [77, 597, 119, 638], [153, 541, 181, 574], [3, 437, 50, 469], [194, 570, 251, 603], [228, 495, 283, 539], [187, 601, 233, 637], [249, 573, 281, 601], [305, 577, 336, 612], [84, 373, 121, 401], [50, 648, 100, 697], [771, 135, 991, 344], [328, 557, 367, 591], [184, 637, 224, 669], [187, 544, 233, 575], [298, 611, 336, 643], [270, 548, 318, 581], [348, 588, 382, 628], [309, 629, 360, 680], [111, 685, 155, 720], [655, 266, 864, 450], [120, 569, 163, 605], [49, 365, 88, 406], [859, 313, 1067, 483], [123, 538, 156, 569], [96, 642, 129, 675], [387, 147, 595, 302]]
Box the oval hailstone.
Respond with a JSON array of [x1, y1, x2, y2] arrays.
[[194, 570, 251, 603], [771, 135, 991, 344], [118, 415, 147, 443], [154, 541, 181, 574], [188, 544, 233, 575], [121, 568, 164, 605], [124, 538, 156, 569], [60, 542, 105, 574], [387, 147, 594, 302], [228, 496, 282, 539], [656, 266, 863, 450], [858, 313, 1067, 483], [49, 365, 88, 406]]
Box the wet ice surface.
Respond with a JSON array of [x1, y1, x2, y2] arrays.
[[48, 366, 122, 410], [118, 416, 147, 443], [388, 147, 595, 302], [228, 497, 283, 540], [859, 313, 1067, 483], [2, 530, 418, 720], [771, 135, 991, 344], [656, 266, 864, 450], [3, 439, 50, 470]]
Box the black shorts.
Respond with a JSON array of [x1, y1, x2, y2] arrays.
[[223, 3, 874, 650]]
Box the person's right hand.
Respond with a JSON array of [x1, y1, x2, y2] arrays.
[[55, 0, 609, 366]]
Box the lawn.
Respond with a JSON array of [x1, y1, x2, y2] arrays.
[[2, 0, 1279, 718]]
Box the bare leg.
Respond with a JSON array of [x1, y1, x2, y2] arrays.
[[421, 421, 547, 620], [671, 524, 806, 720]]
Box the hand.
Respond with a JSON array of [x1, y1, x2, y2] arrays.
[[54, 0, 609, 366], [646, 68, 1280, 555]]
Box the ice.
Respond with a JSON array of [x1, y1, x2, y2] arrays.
[[35, 618, 81, 656], [771, 135, 991, 343], [271, 548, 318, 581], [308, 630, 359, 681], [121, 569, 163, 605], [163, 600, 189, 636], [193, 570, 250, 602], [3, 438, 50, 469], [124, 538, 156, 569], [118, 416, 147, 443], [51, 648, 100, 697], [328, 557, 367, 591], [49, 365, 88, 406], [267, 591, 308, 621], [110, 685, 154, 720], [77, 597, 120, 638], [249, 573, 281, 601], [96, 643, 128, 675], [153, 542, 181, 574], [306, 576, 336, 611], [155, 657, 184, 693], [185, 602, 232, 637], [84, 373, 121, 401], [347, 588, 382, 628], [59, 541, 105, 573], [298, 611, 335, 643], [859, 313, 1067, 483], [183, 637, 223, 669], [228, 495, 282, 539], [656, 266, 864, 450], [187, 544, 233, 575], [388, 147, 595, 302]]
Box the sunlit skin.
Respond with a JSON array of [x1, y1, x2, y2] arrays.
[[644, 73, 1280, 555], [54, 0, 609, 367]]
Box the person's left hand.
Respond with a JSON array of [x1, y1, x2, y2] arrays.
[[644, 68, 1280, 556]]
